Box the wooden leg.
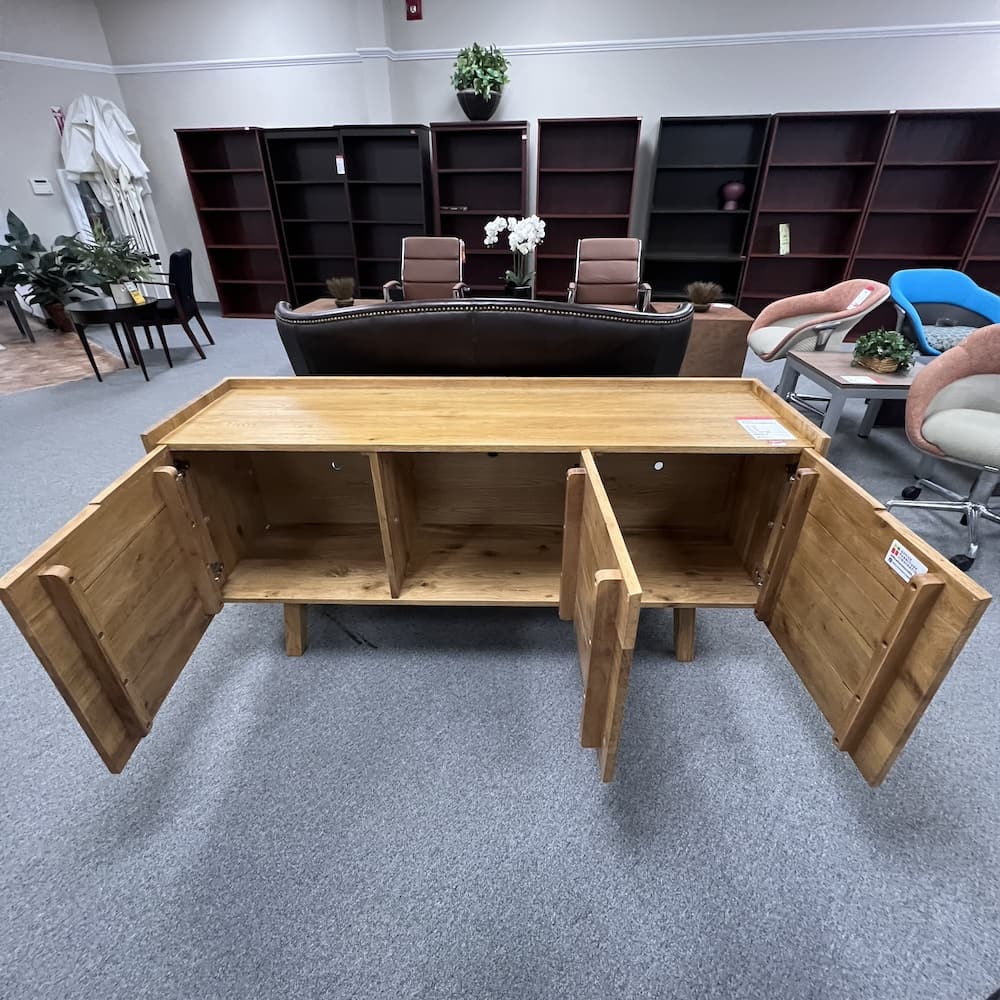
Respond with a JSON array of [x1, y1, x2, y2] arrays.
[[194, 310, 215, 345], [123, 323, 149, 381], [72, 322, 103, 382], [284, 603, 308, 656], [109, 322, 129, 367], [673, 608, 696, 662], [143, 325, 153, 349], [181, 319, 207, 359], [155, 323, 173, 368]]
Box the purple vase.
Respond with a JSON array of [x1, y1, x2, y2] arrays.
[[720, 181, 746, 211]]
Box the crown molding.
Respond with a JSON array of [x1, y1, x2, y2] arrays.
[[0, 49, 114, 73], [2, 21, 998, 76]]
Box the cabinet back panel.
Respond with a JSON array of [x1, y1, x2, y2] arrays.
[[857, 214, 976, 257], [268, 138, 342, 180], [349, 184, 425, 221], [770, 118, 886, 163], [539, 122, 639, 169], [750, 213, 857, 256], [436, 132, 523, 170], [208, 247, 285, 282], [291, 257, 355, 285], [438, 173, 522, 212], [649, 214, 746, 255], [888, 114, 1000, 161], [658, 121, 766, 166], [743, 256, 847, 293], [191, 173, 268, 209], [180, 131, 261, 170], [343, 137, 421, 182], [537, 173, 632, 215], [277, 185, 348, 220], [282, 220, 353, 256], [251, 452, 380, 525], [410, 453, 578, 525], [542, 217, 629, 256], [354, 223, 425, 259], [870, 166, 993, 210], [202, 212, 276, 246], [593, 454, 741, 533], [652, 168, 757, 211], [760, 168, 873, 211]]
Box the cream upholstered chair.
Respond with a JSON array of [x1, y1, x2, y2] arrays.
[[748, 279, 891, 361], [383, 237, 469, 301], [887, 323, 1000, 569], [567, 238, 651, 311]]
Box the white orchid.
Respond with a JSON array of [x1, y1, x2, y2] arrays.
[[483, 214, 546, 289]]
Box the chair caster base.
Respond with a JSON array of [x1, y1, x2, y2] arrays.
[[901, 486, 922, 500], [950, 554, 975, 572]]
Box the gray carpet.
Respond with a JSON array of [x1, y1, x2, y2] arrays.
[[1, 317, 998, 1000]]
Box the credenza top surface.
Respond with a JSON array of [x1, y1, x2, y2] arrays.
[[143, 377, 829, 454]]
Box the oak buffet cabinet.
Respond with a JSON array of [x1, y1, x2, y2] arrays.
[[1, 379, 990, 784]]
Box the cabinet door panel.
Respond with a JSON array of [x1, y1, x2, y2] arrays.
[[560, 450, 642, 781], [0, 448, 218, 772], [762, 450, 990, 785]]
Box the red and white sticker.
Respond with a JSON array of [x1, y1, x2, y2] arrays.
[[885, 538, 928, 582]]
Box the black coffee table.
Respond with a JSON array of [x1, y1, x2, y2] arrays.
[[65, 297, 169, 382]]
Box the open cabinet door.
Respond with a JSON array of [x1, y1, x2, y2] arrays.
[[560, 450, 642, 782], [757, 449, 991, 786], [0, 447, 223, 772]]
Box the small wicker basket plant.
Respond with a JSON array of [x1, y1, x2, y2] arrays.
[[852, 328, 915, 374]]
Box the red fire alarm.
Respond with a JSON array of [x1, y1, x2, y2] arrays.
[[406, 0, 422, 19]]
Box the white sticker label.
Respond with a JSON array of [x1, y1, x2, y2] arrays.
[[714, 302, 734, 309], [842, 374, 878, 384], [885, 538, 928, 582], [335, 154, 345, 175], [737, 417, 796, 442], [778, 223, 790, 256], [848, 287, 873, 309]]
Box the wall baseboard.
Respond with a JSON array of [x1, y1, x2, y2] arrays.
[[3, 21, 998, 76]]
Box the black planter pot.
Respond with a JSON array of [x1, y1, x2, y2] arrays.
[[505, 282, 532, 299], [456, 89, 502, 122]]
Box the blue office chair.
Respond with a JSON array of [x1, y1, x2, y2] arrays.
[[889, 269, 1000, 356]]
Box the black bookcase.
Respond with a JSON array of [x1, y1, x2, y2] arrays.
[[642, 116, 769, 302], [431, 121, 528, 295], [264, 128, 353, 308], [341, 125, 433, 299]]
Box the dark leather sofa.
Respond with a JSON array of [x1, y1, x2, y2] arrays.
[[274, 297, 693, 377]]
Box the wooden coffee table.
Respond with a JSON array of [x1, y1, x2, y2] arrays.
[[778, 349, 926, 438], [649, 302, 752, 377]]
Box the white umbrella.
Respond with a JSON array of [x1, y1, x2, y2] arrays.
[[60, 95, 161, 269]]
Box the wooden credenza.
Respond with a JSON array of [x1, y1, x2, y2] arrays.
[[0, 378, 990, 784]]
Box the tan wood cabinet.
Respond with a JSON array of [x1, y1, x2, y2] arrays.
[[1, 378, 990, 784]]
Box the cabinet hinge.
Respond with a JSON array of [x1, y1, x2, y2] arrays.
[[174, 459, 191, 478], [210, 561, 224, 582]]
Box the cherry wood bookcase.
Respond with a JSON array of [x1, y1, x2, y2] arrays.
[[431, 121, 529, 296], [176, 127, 289, 318], [534, 117, 642, 299], [643, 115, 769, 303]]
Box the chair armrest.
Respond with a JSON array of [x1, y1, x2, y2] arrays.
[[452, 282, 470, 299], [383, 280, 404, 302], [567, 282, 577, 304], [636, 282, 652, 312]]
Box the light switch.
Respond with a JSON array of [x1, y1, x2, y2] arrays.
[[29, 177, 54, 196]]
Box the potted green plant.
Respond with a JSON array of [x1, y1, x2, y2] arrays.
[[325, 275, 355, 308], [1, 211, 101, 331], [66, 225, 151, 304], [451, 43, 509, 121], [852, 328, 916, 374]]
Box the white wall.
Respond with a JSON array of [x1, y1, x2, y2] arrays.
[[5, 0, 999, 299], [0, 0, 126, 243], [94, 0, 385, 298]]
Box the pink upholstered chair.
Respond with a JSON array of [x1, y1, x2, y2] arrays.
[[383, 237, 469, 301], [748, 279, 891, 362], [886, 323, 1000, 569], [567, 238, 651, 311]]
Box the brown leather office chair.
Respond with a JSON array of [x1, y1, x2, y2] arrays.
[[383, 237, 469, 301], [567, 238, 651, 311]]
